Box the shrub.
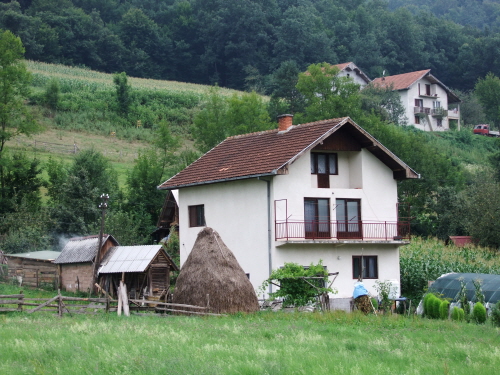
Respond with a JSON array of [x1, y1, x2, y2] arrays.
[[439, 300, 450, 320], [472, 302, 487, 324], [451, 306, 465, 322], [491, 301, 500, 327], [431, 295, 442, 319], [423, 293, 434, 317]]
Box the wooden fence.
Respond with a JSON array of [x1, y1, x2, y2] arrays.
[[0, 291, 222, 317]]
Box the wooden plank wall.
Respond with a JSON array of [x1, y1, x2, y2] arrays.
[[5, 257, 59, 288]]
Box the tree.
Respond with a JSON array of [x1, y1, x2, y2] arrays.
[[43, 77, 60, 111], [192, 86, 228, 153], [113, 72, 132, 117], [192, 87, 274, 152], [0, 30, 40, 206], [296, 63, 362, 123], [361, 83, 408, 126], [268, 60, 304, 118], [47, 149, 120, 235], [475, 72, 500, 128]]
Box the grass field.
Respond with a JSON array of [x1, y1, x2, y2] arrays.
[[1, 308, 499, 375]]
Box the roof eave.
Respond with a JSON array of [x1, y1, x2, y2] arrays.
[[158, 171, 278, 190]]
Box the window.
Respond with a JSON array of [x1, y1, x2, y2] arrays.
[[433, 101, 441, 109], [414, 99, 423, 107], [425, 84, 431, 96], [311, 152, 337, 188], [437, 118, 443, 127], [414, 116, 420, 124], [336, 199, 362, 239], [188, 205, 205, 227], [304, 198, 330, 238], [352, 256, 378, 279]]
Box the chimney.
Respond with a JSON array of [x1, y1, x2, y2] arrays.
[[277, 114, 293, 131]]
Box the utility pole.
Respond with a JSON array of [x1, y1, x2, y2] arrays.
[[92, 194, 109, 293]]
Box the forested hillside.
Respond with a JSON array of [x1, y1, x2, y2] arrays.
[[2, 0, 500, 91], [388, 0, 500, 31]]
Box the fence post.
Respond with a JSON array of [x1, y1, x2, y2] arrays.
[[58, 289, 62, 317], [17, 290, 23, 312]]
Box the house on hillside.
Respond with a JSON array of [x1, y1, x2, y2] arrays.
[[54, 235, 119, 292], [371, 70, 460, 131], [98, 244, 178, 299], [158, 115, 419, 309], [333, 62, 372, 88]]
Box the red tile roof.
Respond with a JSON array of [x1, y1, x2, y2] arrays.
[[371, 70, 431, 90], [158, 117, 418, 190]]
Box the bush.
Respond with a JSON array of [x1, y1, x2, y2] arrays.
[[473, 302, 487, 324], [439, 300, 450, 320], [491, 301, 500, 327], [451, 306, 465, 322], [423, 293, 434, 317], [431, 295, 442, 319]]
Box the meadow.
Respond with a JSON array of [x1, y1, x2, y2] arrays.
[[0, 307, 499, 375]]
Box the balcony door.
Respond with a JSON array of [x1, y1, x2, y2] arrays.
[[304, 198, 330, 239], [336, 199, 362, 239]]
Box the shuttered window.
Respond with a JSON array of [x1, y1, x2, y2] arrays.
[[188, 205, 205, 227]]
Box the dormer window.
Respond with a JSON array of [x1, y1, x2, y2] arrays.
[[311, 153, 337, 188]]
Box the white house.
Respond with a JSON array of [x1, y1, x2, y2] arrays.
[[158, 116, 419, 309], [333, 62, 371, 88], [371, 70, 461, 131]]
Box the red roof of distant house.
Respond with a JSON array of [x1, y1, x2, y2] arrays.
[[158, 117, 418, 190], [372, 70, 430, 90]]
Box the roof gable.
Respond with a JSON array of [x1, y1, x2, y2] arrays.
[[158, 117, 418, 190], [54, 235, 119, 264], [333, 62, 372, 84]]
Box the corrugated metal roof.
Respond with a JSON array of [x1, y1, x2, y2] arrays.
[[98, 245, 164, 274], [5, 251, 61, 261], [54, 235, 118, 264]]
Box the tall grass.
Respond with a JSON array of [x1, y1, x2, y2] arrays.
[[0, 309, 498, 375]]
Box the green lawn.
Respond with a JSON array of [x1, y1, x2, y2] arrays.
[[0, 308, 498, 375]]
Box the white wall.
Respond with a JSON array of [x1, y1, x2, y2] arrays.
[[337, 70, 369, 88], [178, 179, 270, 289], [401, 77, 450, 131], [273, 243, 401, 299]]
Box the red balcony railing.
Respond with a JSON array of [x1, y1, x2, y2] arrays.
[[275, 221, 411, 241]]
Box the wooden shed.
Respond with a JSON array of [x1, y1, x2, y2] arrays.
[[54, 235, 119, 293], [97, 245, 179, 300], [3, 251, 61, 288]]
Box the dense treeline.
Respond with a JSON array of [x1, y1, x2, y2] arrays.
[[388, 0, 500, 31], [3, 0, 500, 91]]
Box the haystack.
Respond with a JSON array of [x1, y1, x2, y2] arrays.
[[173, 227, 259, 314]]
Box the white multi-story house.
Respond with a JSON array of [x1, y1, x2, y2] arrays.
[[371, 70, 461, 131], [158, 116, 419, 309]]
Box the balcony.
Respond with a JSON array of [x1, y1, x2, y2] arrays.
[[431, 107, 447, 118], [448, 108, 460, 119], [414, 106, 430, 115], [275, 220, 411, 242]]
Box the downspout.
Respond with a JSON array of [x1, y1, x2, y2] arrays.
[[258, 176, 273, 296]]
